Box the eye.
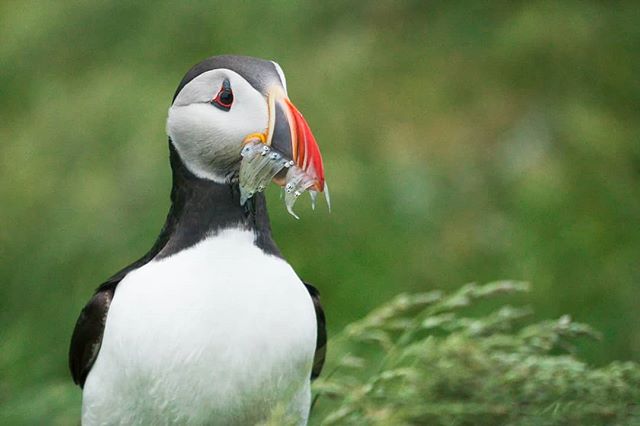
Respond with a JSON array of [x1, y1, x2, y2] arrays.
[[211, 79, 233, 111]]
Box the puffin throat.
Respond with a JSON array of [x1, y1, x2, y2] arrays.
[[153, 141, 282, 260]]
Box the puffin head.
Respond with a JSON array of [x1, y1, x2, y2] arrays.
[[167, 55, 325, 195]]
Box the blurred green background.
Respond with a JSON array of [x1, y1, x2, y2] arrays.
[[1, 1, 639, 423]]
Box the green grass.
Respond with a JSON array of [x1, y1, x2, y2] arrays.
[[309, 282, 640, 425]]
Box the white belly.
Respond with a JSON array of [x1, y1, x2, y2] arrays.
[[82, 229, 317, 425]]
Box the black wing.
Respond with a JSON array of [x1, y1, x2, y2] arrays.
[[69, 191, 180, 388], [69, 282, 116, 387], [304, 282, 327, 379], [68, 255, 161, 387]]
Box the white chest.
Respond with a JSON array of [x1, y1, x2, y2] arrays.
[[82, 229, 317, 425]]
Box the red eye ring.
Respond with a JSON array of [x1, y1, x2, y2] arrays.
[[211, 79, 233, 111]]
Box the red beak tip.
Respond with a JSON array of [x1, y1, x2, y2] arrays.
[[285, 98, 325, 192]]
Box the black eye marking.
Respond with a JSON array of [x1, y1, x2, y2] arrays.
[[211, 78, 234, 111]]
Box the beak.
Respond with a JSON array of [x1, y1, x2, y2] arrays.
[[265, 86, 325, 192]]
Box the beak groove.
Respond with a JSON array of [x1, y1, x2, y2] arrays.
[[268, 92, 325, 193], [283, 98, 325, 191]]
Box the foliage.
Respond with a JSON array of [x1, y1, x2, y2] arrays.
[[307, 282, 640, 425]]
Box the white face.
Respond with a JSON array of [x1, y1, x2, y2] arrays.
[[167, 69, 269, 183]]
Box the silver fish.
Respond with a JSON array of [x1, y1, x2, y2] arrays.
[[239, 140, 327, 218]]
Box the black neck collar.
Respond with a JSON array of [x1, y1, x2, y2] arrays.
[[100, 141, 281, 289], [156, 142, 281, 259]]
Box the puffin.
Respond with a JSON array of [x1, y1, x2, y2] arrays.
[[69, 55, 327, 425]]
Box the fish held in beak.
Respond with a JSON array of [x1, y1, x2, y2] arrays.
[[238, 89, 328, 218]]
